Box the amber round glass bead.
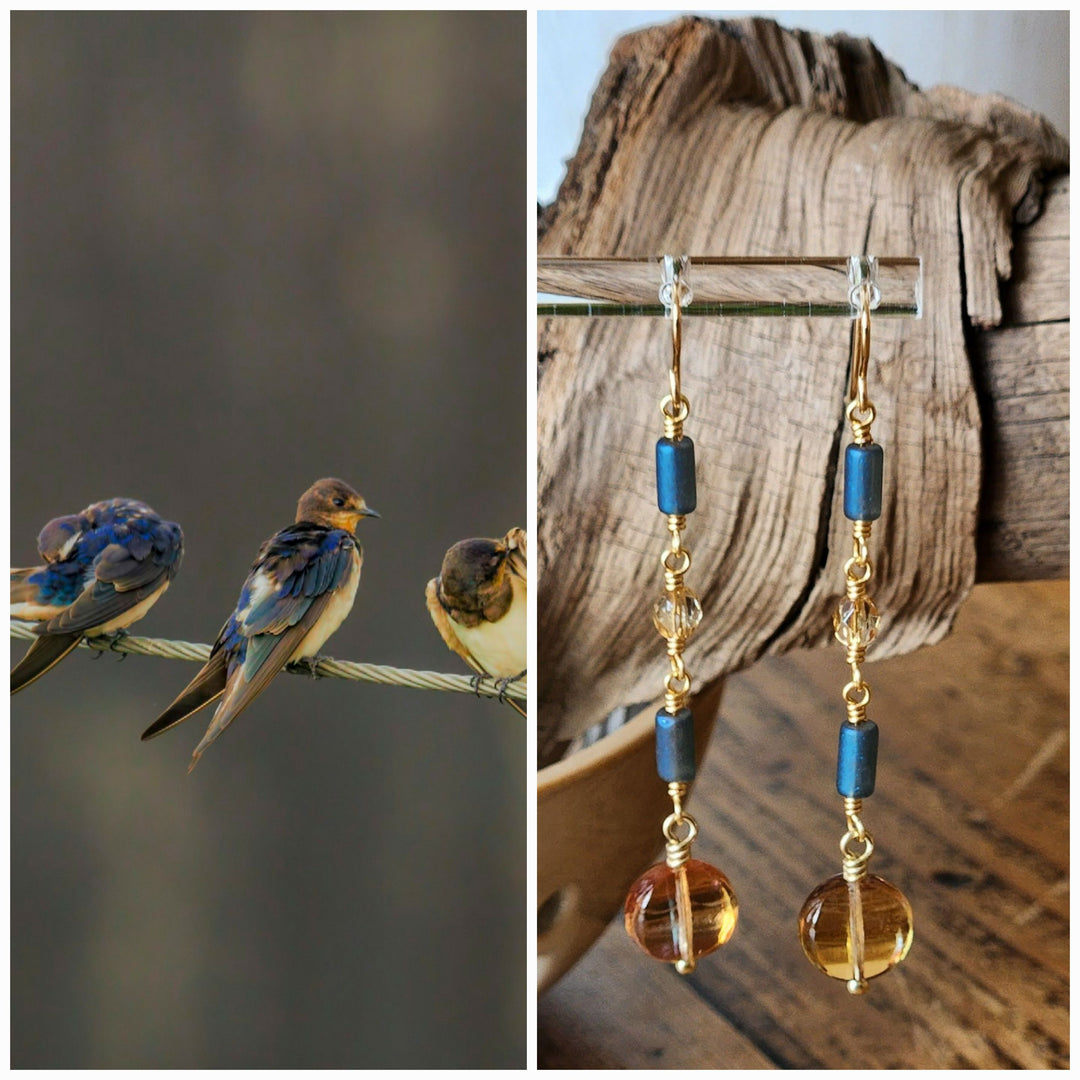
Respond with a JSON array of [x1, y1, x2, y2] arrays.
[[624, 859, 738, 964], [798, 873, 913, 986]]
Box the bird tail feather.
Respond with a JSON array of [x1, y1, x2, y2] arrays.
[[10, 632, 83, 694], [141, 651, 228, 741]]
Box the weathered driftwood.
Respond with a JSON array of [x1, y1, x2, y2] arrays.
[[971, 174, 1069, 580], [537, 16, 1069, 761]]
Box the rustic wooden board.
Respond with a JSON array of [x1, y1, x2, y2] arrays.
[[537, 16, 1069, 759], [972, 175, 1070, 581], [538, 578, 1069, 1068]]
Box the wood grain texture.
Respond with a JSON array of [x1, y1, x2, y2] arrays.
[[972, 175, 1069, 581], [536, 16, 1069, 757], [538, 579, 1069, 1068]]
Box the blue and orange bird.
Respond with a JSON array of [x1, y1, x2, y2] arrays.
[[10, 498, 184, 693], [141, 478, 379, 771], [426, 528, 526, 717]]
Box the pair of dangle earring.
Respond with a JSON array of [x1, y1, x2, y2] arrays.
[[623, 256, 738, 973], [624, 256, 912, 991]]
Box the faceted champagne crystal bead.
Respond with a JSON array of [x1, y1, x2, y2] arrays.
[[624, 859, 738, 964], [653, 588, 703, 641], [798, 873, 913, 988], [833, 597, 881, 647]]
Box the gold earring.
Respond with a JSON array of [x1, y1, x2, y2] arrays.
[[623, 256, 738, 974], [797, 268, 913, 993]]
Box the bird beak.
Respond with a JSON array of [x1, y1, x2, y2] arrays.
[[359, 506, 381, 519]]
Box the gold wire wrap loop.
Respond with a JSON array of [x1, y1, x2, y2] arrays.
[[843, 554, 873, 584], [844, 638, 867, 668], [664, 671, 691, 700], [664, 777, 697, 871], [845, 581, 867, 606], [660, 393, 690, 424], [843, 797, 867, 839], [662, 573, 688, 597], [846, 400, 877, 444], [661, 548, 691, 576], [661, 393, 689, 420], [664, 786, 698, 916], [851, 521, 872, 554], [665, 646, 687, 679], [842, 681, 871, 708], [840, 830, 875, 881], [845, 698, 868, 725], [841, 793, 873, 881], [663, 811, 698, 851]]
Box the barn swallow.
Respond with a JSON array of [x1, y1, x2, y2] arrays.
[[141, 478, 378, 771], [10, 498, 184, 693], [426, 528, 526, 717]]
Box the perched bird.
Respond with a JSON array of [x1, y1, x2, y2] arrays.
[[141, 478, 378, 771], [11, 498, 184, 693], [426, 528, 527, 716]]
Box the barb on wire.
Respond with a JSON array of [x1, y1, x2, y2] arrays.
[[9, 621, 526, 703]]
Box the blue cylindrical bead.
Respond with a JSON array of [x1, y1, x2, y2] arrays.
[[836, 719, 879, 798], [656, 436, 697, 514], [844, 442, 884, 521], [655, 707, 695, 782]]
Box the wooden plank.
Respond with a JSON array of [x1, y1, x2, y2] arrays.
[[1001, 174, 1070, 325], [972, 317, 1070, 580], [538, 940, 776, 1069]]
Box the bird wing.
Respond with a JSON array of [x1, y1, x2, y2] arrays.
[[186, 609, 335, 771], [11, 567, 44, 605], [233, 528, 356, 638], [45, 519, 184, 635], [10, 566, 69, 622], [183, 529, 357, 769], [425, 577, 485, 675]]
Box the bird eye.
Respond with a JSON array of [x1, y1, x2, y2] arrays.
[[333, 497, 345, 508]]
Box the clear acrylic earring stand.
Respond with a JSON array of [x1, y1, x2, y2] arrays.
[[538, 255, 922, 319]]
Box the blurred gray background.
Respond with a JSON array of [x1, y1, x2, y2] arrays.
[[11, 11, 525, 1068]]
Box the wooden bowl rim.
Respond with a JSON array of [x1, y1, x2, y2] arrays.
[[537, 706, 656, 798]]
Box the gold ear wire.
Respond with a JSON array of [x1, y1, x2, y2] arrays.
[[668, 272, 683, 410], [848, 281, 872, 408]]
